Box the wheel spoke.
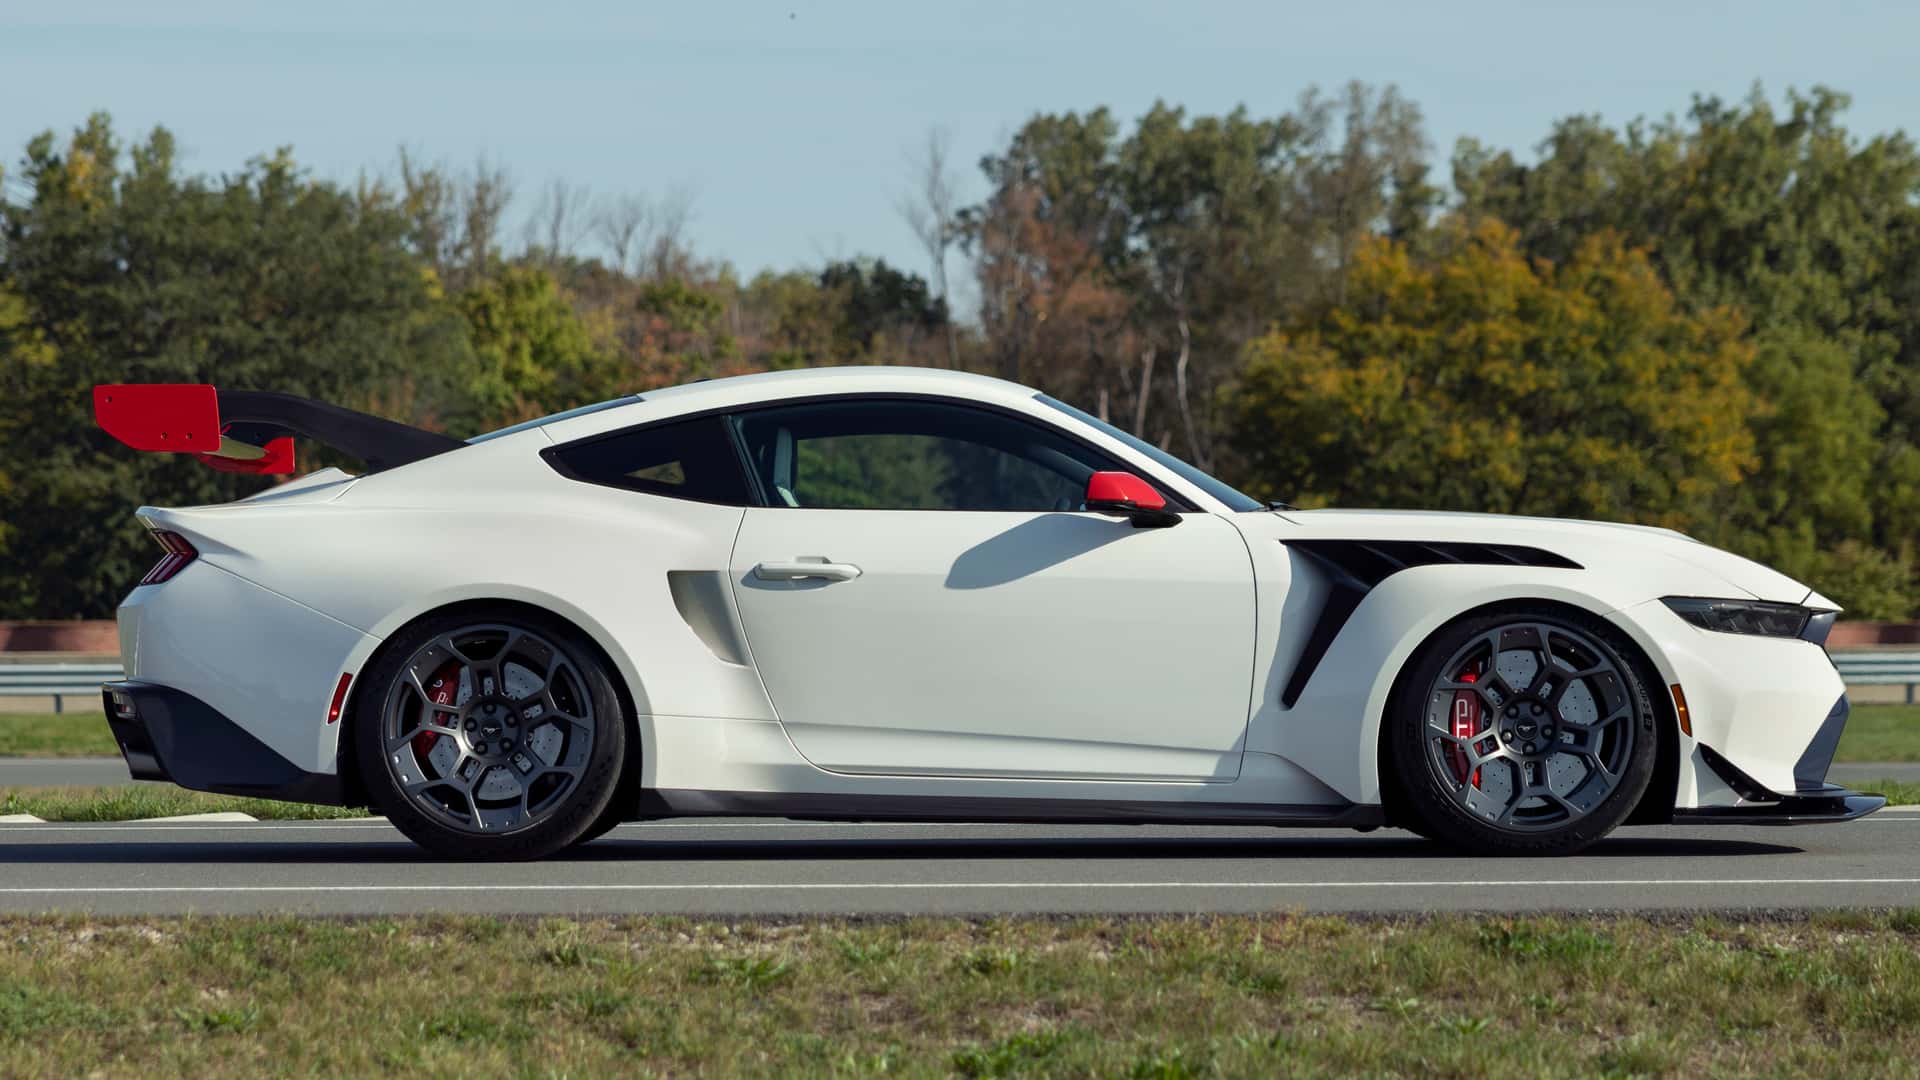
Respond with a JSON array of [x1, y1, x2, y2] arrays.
[[401, 773, 450, 797], [1574, 748, 1618, 781], [1463, 779, 1514, 823], [1434, 731, 1503, 771], [1556, 702, 1629, 735]]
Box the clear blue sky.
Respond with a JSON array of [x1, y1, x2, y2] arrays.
[[6, 1, 1917, 288]]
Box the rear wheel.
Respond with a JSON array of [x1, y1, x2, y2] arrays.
[[1386, 607, 1657, 855], [355, 610, 627, 860]]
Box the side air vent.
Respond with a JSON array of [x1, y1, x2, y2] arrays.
[[1278, 540, 1583, 708]]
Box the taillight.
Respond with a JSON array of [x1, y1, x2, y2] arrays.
[[140, 530, 198, 585]]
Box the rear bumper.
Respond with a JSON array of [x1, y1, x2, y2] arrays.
[[102, 681, 345, 805]]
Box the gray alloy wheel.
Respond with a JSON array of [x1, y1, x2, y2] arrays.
[[1388, 608, 1657, 855], [357, 611, 625, 859]]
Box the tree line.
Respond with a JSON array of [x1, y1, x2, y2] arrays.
[[2, 83, 1916, 620]]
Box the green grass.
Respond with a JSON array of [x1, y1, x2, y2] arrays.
[[1834, 704, 1920, 762], [7, 703, 1918, 761], [2, 912, 1920, 1076], [0, 786, 368, 821], [0, 713, 118, 757], [1850, 780, 1920, 805]]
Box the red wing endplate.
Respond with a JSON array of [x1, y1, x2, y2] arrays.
[[93, 384, 297, 475], [93, 385, 221, 452]]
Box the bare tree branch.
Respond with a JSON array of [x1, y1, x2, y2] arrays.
[[642, 185, 697, 279], [897, 125, 963, 366], [459, 156, 513, 282], [524, 177, 592, 263], [594, 192, 649, 275]]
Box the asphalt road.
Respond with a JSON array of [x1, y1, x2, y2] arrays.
[[2, 813, 1918, 916]]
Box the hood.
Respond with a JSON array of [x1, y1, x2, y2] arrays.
[[1271, 508, 1820, 606]]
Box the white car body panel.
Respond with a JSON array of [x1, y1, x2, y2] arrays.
[[106, 365, 1864, 833], [730, 507, 1256, 781], [116, 558, 377, 773]]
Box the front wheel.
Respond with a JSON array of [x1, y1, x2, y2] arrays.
[[1386, 608, 1658, 856], [354, 610, 627, 860]]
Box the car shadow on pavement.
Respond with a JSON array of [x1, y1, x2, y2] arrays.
[[0, 832, 1803, 865], [566, 833, 1805, 862]]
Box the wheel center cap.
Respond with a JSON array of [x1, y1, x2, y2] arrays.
[[463, 697, 520, 755]]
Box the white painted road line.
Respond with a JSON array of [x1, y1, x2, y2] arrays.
[[4, 878, 1920, 896]]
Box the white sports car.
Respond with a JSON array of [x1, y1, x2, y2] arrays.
[[91, 367, 1880, 859]]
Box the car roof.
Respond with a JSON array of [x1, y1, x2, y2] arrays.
[[644, 366, 1033, 407], [532, 366, 1043, 443]]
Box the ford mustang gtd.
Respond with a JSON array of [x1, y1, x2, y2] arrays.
[[91, 368, 1881, 859]]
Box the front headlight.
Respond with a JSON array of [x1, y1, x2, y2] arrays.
[[1661, 596, 1812, 638]]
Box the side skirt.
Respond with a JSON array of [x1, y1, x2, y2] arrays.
[[638, 789, 1385, 829]]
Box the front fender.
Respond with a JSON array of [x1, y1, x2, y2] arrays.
[[1253, 564, 1648, 804]]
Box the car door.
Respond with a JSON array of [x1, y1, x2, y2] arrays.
[[726, 396, 1256, 782]]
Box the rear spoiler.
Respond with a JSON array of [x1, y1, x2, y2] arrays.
[[93, 384, 464, 474]]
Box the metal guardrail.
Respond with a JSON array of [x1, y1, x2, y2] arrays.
[[2, 653, 1917, 714], [1833, 652, 1920, 704], [0, 663, 123, 713]]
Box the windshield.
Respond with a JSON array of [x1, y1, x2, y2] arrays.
[[1036, 394, 1263, 512], [466, 395, 643, 444]]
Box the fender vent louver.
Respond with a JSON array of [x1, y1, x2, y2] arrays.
[[1278, 539, 1583, 708]]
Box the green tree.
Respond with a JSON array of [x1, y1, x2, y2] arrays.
[[0, 114, 474, 618], [817, 258, 947, 354], [965, 86, 1431, 460], [1453, 87, 1920, 608], [455, 264, 625, 428], [1228, 221, 1758, 537]]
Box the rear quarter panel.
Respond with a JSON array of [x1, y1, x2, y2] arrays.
[[144, 433, 775, 786]]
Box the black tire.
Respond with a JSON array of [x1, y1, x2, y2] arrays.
[[1385, 606, 1658, 856], [354, 609, 628, 860], [573, 793, 633, 847]]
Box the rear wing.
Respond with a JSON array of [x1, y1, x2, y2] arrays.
[[93, 384, 463, 474]]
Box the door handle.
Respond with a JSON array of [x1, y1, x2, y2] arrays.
[[754, 559, 863, 583]]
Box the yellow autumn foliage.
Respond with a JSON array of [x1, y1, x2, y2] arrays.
[[1229, 220, 1758, 537]]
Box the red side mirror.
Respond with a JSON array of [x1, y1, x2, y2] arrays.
[[1085, 471, 1179, 527], [1086, 471, 1167, 512]]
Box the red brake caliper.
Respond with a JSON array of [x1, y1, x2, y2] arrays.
[[415, 660, 464, 764], [1448, 668, 1483, 788]]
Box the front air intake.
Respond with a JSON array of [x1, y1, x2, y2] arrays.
[[1278, 539, 1583, 707]]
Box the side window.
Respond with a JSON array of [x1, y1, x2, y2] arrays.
[[547, 415, 751, 505], [730, 399, 1135, 511]]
